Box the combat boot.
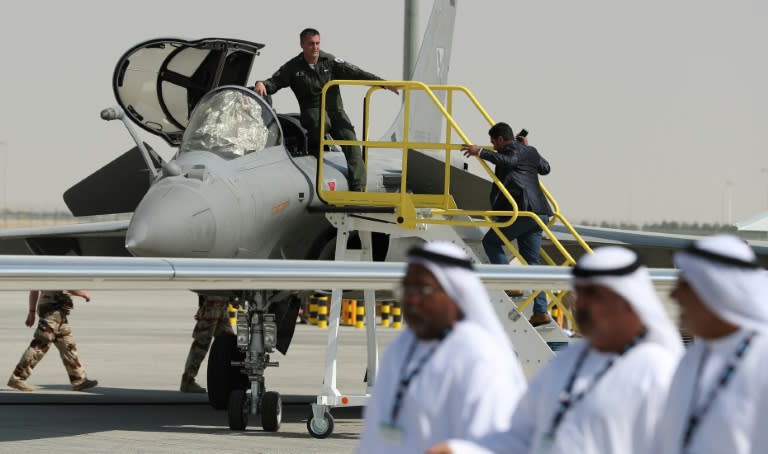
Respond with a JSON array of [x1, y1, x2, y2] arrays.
[[72, 378, 98, 391], [7, 377, 35, 392], [180, 380, 206, 393]]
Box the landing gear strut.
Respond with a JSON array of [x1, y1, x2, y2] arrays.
[[227, 292, 282, 432]]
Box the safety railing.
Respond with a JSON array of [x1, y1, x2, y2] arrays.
[[316, 80, 591, 330]]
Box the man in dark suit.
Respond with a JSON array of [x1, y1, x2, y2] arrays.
[[462, 122, 554, 327]]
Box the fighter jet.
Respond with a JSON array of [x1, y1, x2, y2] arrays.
[[0, 0, 472, 433]]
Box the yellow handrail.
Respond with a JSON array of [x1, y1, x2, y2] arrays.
[[315, 80, 591, 330]]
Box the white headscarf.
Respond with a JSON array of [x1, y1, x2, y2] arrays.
[[572, 246, 683, 355], [407, 241, 514, 352], [674, 234, 768, 332]]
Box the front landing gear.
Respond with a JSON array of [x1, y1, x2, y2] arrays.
[[226, 292, 282, 432]]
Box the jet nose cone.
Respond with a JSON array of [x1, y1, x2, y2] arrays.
[[126, 184, 215, 257]]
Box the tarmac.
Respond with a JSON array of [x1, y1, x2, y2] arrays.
[[0, 290, 399, 453]]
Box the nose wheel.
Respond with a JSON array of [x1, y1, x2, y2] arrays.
[[227, 388, 249, 430], [261, 391, 282, 432]]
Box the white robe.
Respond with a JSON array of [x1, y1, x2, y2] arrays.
[[656, 329, 768, 454], [450, 339, 679, 454], [357, 321, 526, 454]]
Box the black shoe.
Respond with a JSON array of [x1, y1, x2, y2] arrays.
[[529, 313, 552, 327]]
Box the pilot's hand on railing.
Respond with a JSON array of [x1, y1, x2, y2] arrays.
[[461, 144, 481, 157], [253, 81, 267, 97]]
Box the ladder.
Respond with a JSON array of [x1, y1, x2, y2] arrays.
[[307, 80, 592, 437], [316, 80, 592, 329]]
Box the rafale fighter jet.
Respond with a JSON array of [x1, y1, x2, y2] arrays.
[[0, 0, 467, 433]]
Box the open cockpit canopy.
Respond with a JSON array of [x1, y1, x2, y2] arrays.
[[113, 37, 264, 146]]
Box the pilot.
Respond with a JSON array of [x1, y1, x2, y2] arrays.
[[253, 28, 398, 192], [180, 294, 234, 393], [358, 242, 526, 453], [7, 290, 98, 392], [428, 247, 683, 454], [462, 123, 554, 327]]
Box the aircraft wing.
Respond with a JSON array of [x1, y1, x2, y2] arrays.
[[0, 255, 678, 292], [548, 224, 768, 268], [0, 220, 130, 256]]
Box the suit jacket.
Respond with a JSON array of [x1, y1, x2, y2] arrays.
[[479, 141, 553, 216]]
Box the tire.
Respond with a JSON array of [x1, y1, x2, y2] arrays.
[[306, 409, 334, 439], [261, 391, 282, 432], [207, 334, 247, 410], [227, 388, 249, 431]]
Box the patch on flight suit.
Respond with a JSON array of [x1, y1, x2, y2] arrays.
[[296, 71, 305, 77], [334, 57, 345, 63]]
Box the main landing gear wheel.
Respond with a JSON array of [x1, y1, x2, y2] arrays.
[[208, 334, 247, 410], [261, 391, 282, 432], [306, 410, 335, 439], [227, 388, 249, 431]]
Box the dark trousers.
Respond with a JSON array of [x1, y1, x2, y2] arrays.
[[301, 108, 366, 191], [482, 215, 550, 314]]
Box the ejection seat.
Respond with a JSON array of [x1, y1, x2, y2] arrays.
[[277, 114, 309, 157]]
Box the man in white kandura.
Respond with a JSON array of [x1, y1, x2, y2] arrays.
[[357, 242, 526, 453], [430, 246, 683, 454], [657, 234, 768, 453]]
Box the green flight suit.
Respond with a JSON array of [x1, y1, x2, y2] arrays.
[[261, 50, 384, 191]]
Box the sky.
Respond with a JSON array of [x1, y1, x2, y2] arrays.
[[0, 0, 766, 224]]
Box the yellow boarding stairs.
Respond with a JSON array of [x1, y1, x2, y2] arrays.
[[305, 80, 592, 438]]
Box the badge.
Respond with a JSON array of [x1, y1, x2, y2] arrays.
[[296, 71, 305, 77], [334, 57, 345, 63], [379, 423, 404, 446]]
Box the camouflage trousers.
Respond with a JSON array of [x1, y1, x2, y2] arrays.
[[181, 299, 233, 384], [11, 306, 87, 386]]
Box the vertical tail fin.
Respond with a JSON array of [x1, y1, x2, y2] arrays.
[[381, 0, 457, 143]]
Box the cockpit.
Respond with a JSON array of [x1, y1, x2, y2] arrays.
[[180, 88, 281, 159], [112, 37, 310, 159]]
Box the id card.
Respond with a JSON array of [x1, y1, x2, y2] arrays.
[[379, 422, 404, 446]]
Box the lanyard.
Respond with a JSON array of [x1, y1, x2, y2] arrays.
[[682, 330, 756, 450], [388, 336, 442, 425], [544, 331, 646, 440]]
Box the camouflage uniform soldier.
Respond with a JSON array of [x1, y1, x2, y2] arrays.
[[254, 28, 398, 191], [180, 295, 234, 393], [7, 290, 98, 392]]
